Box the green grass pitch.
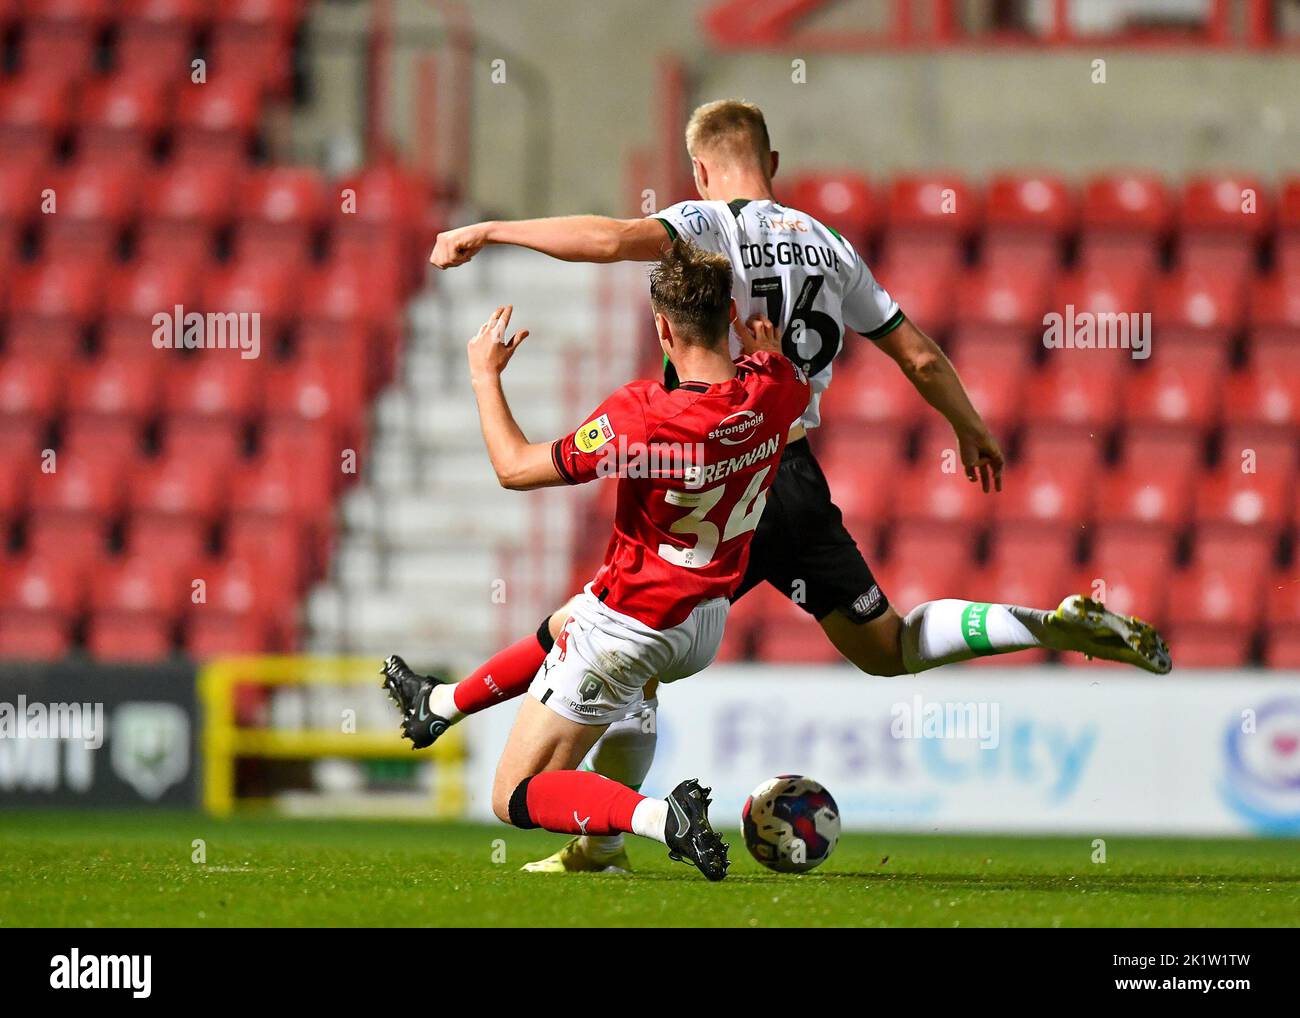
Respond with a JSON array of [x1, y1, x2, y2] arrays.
[[2, 812, 1296, 927]]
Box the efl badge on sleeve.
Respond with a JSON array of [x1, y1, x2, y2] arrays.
[[575, 414, 615, 453]]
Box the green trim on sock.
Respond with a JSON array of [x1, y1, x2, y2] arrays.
[[961, 602, 994, 654]]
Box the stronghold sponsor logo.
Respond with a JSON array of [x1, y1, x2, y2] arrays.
[[709, 410, 764, 446], [50, 949, 151, 998], [152, 304, 261, 359], [1042, 304, 1151, 360], [0, 696, 103, 749], [890, 694, 1000, 749]]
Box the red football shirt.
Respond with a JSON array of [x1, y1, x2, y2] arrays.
[[551, 350, 809, 629]]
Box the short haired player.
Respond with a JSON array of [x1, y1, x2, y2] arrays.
[[384, 239, 810, 880], [385, 100, 1170, 874]]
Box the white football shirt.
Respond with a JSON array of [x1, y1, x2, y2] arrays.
[[653, 198, 902, 429]]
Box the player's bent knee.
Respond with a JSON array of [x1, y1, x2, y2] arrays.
[[493, 777, 538, 828], [822, 607, 908, 676]]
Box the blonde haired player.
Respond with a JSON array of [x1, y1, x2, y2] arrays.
[[385, 99, 1170, 874]]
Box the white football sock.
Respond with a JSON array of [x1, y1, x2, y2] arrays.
[[426, 682, 464, 723], [583, 698, 657, 858], [630, 798, 668, 844], [900, 599, 1053, 673]]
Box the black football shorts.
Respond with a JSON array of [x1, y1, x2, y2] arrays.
[[732, 437, 890, 624]]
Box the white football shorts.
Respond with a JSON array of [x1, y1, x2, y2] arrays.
[[528, 586, 729, 725]]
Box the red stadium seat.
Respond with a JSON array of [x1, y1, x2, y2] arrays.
[[86, 613, 175, 661], [887, 520, 977, 575], [89, 555, 183, 620], [0, 614, 73, 660], [1096, 467, 1192, 527], [0, 555, 85, 618], [209, 0, 301, 94], [1218, 425, 1297, 477], [1167, 566, 1262, 627], [1163, 624, 1252, 668], [8, 260, 105, 355], [1266, 576, 1300, 627], [881, 173, 979, 272], [1191, 527, 1276, 576], [330, 161, 427, 293], [782, 172, 874, 250], [224, 515, 306, 591], [1248, 273, 1300, 371], [185, 612, 274, 656], [40, 161, 140, 262], [137, 162, 242, 266], [1222, 370, 1300, 429], [103, 260, 203, 356], [201, 259, 297, 337], [1177, 174, 1269, 280], [991, 463, 1091, 526], [0, 74, 73, 164], [1264, 626, 1300, 668], [893, 465, 993, 525], [20, 0, 111, 77], [1023, 363, 1122, 426], [1119, 428, 1203, 473], [66, 358, 163, 422], [869, 265, 954, 340], [116, 0, 207, 85], [264, 359, 365, 451], [1121, 363, 1219, 428], [1089, 522, 1178, 574], [157, 417, 247, 474], [1016, 426, 1107, 473], [173, 76, 263, 169], [233, 166, 329, 268], [1193, 467, 1293, 531], [1078, 172, 1172, 273], [76, 74, 171, 169], [129, 454, 227, 521], [60, 417, 144, 465], [123, 513, 212, 565], [949, 268, 1048, 363], [822, 357, 926, 428], [987, 523, 1078, 572], [982, 172, 1074, 274], [0, 356, 62, 421], [1150, 270, 1243, 361], [162, 355, 265, 419]]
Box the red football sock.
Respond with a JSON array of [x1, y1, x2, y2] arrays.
[[453, 633, 546, 714], [522, 770, 645, 835]]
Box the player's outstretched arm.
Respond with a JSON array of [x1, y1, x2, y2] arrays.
[[431, 215, 670, 268], [875, 317, 1005, 493], [468, 305, 563, 491]]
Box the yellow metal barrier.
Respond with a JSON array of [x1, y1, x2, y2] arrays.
[[198, 656, 466, 818]]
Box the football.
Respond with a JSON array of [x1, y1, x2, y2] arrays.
[[741, 775, 841, 873]]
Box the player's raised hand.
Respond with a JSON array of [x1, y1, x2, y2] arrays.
[[467, 305, 529, 384], [957, 427, 1005, 493], [431, 222, 490, 268], [734, 313, 781, 355]]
